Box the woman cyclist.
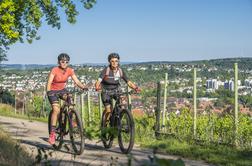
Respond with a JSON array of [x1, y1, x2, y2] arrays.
[[95, 53, 141, 123], [47, 53, 87, 145]]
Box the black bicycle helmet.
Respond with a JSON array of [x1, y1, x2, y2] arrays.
[[58, 53, 70, 62], [108, 53, 120, 62]]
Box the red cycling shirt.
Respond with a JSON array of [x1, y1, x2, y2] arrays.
[[50, 67, 74, 90]]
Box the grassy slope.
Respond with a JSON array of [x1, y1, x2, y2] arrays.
[[0, 128, 34, 166], [0, 104, 47, 123], [141, 137, 252, 166], [1, 104, 251, 165], [0, 104, 39, 165]]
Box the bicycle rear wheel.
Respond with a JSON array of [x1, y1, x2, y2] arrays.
[[101, 111, 114, 149], [118, 109, 135, 154], [48, 110, 66, 150], [68, 109, 85, 155]]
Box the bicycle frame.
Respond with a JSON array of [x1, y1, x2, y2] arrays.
[[48, 90, 85, 154], [101, 89, 136, 153], [59, 92, 85, 133]]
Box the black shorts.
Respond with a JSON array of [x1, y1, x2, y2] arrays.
[[47, 89, 68, 104], [101, 89, 120, 106]]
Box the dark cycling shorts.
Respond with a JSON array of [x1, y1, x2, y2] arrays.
[[101, 89, 119, 107], [47, 89, 68, 104]]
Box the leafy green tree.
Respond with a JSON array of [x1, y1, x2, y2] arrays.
[[33, 95, 42, 111], [0, 49, 7, 63], [239, 95, 252, 109], [0, 0, 96, 62], [0, 89, 15, 105]]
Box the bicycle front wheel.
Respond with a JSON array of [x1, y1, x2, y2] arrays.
[[68, 109, 85, 155], [118, 109, 135, 154]]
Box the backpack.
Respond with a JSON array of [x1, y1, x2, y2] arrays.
[[104, 66, 123, 80]]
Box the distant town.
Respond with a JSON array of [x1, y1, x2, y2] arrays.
[[1, 58, 252, 116]]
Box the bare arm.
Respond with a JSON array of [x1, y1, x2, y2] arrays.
[[95, 79, 102, 91], [71, 74, 85, 89], [127, 80, 137, 90], [127, 80, 141, 93], [47, 72, 55, 91]]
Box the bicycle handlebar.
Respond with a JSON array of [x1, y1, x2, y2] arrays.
[[68, 88, 90, 95], [103, 90, 138, 96], [47, 89, 90, 98]]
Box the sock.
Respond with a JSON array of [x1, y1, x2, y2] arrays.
[[51, 125, 56, 133]]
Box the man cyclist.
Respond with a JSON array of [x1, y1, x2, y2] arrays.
[[95, 53, 141, 122], [47, 53, 87, 145]]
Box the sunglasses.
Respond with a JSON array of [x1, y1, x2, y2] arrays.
[[110, 60, 119, 63], [60, 60, 69, 64]]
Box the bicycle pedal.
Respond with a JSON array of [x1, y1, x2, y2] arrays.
[[64, 131, 69, 136], [63, 144, 70, 152]]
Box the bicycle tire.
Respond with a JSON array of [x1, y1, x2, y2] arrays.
[[101, 111, 114, 149], [48, 110, 65, 150], [118, 109, 135, 154], [68, 109, 85, 155]]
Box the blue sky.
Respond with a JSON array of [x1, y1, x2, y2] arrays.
[[5, 0, 252, 64]]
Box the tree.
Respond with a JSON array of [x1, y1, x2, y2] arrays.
[[239, 95, 252, 109], [0, 50, 7, 64], [0, 89, 15, 105], [0, 0, 96, 63]]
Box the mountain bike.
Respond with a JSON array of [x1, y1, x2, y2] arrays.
[[48, 90, 85, 155], [101, 89, 135, 154]]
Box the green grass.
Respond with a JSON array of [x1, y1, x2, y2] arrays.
[[141, 137, 252, 166], [0, 104, 47, 123], [1, 104, 251, 165], [0, 127, 34, 166]]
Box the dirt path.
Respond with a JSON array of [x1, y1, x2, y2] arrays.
[[0, 116, 215, 166]]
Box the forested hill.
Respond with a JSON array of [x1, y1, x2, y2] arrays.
[[207, 58, 252, 70], [128, 57, 252, 70], [1, 57, 252, 70]]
